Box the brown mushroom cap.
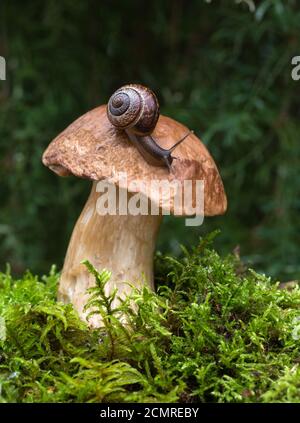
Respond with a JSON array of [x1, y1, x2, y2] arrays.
[[42, 105, 227, 216]]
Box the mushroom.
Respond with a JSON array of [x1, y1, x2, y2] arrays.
[[42, 87, 227, 326]]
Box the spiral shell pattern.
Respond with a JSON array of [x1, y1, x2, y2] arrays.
[[107, 84, 159, 136]]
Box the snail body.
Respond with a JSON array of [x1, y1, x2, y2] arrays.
[[107, 84, 192, 170]]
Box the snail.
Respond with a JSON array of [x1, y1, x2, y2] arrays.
[[107, 84, 193, 170]]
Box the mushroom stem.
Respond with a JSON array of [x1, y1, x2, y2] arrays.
[[58, 181, 162, 327]]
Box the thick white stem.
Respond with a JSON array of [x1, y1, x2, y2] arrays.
[[58, 182, 162, 326]]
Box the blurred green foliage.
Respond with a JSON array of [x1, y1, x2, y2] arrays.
[[0, 0, 299, 279]]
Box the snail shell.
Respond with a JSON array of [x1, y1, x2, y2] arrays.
[[107, 84, 160, 136]]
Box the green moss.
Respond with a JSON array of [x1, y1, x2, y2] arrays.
[[1, 233, 300, 403]]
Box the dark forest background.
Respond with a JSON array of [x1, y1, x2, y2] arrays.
[[0, 0, 299, 281]]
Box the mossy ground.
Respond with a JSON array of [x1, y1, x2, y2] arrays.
[[1, 233, 300, 403]]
